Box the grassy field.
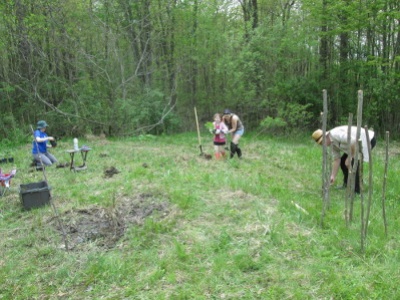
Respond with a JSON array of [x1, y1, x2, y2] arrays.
[[1, 132, 400, 299]]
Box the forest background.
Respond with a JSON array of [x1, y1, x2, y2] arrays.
[[1, 0, 400, 141]]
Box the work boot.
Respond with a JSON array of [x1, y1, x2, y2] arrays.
[[230, 142, 236, 158], [236, 146, 242, 158], [36, 165, 45, 171]]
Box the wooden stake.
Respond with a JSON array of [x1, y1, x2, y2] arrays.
[[30, 125, 69, 251], [382, 131, 389, 236], [345, 114, 353, 226], [321, 89, 329, 227], [194, 107, 203, 155], [363, 126, 373, 241], [359, 139, 365, 253], [350, 90, 364, 222]]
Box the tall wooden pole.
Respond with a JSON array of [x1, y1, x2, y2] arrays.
[[194, 107, 203, 155], [30, 125, 69, 251], [321, 89, 329, 226], [345, 114, 353, 226], [359, 140, 365, 253], [350, 90, 363, 222], [382, 131, 389, 236], [363, 126, 373, 241]]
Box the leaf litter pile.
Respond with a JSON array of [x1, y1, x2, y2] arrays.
[[48, 193, 170, 251]]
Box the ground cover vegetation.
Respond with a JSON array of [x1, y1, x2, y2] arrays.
[[1, 132, 400, 299], [1, 0, 400, 140]]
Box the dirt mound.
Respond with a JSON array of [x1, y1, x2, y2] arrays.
[[104, 166, 120, 178], [50, 193, 170, 251]]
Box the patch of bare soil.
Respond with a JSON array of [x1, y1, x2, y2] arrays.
[[49, 193, 170, 251], [104, 166, 120, 178]]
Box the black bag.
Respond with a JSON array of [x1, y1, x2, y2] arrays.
[[49, 139, 57, 148]]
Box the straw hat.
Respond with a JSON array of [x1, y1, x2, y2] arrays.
[[312, 129, 324, 144]]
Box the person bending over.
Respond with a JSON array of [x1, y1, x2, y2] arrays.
[[222, 109, 245, 159], [312, 125, 376, 194]]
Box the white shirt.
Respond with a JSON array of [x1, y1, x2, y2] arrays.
[[329, 126, 375, 162]]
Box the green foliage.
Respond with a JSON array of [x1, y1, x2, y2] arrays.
[[1, 0, 400, 140], [281, 102, 314, 130], [259, 116, 287, 135], [204, 122, 214, 131], [0, 114, 27, 146], [112, 89, 181, 136]]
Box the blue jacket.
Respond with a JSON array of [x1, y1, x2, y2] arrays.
[[32, 130, 48, 154]]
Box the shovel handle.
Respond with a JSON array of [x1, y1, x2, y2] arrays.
[[194, 107, 203, 153]]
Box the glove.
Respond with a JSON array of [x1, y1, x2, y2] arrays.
[[222, 129, 229, 134], [212, 129, 217, 134], [215, 129, 221, 134]]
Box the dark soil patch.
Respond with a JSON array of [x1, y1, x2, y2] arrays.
[[49, 193, 170, 251], [104, 166, 120, 178]]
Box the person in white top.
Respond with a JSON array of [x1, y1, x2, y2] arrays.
[[312, 126, 376, 194]]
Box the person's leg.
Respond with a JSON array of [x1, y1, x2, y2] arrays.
[[236, 144, 242, 158], [354, 136, 376, 194], [214, 145, 219, 159], [33, 153, 52, 166], [371, 136, 376, 150], [232, 134, 241, 144], [354, 161, 360, 194], [340, 153, 348, 187], [343, 156, 361, 194], [220, 144, 226, 158], [232, 129, 244, 158], [233, 134, 242, 158], [44, 152, 58, 165], [230, 142, 237, 158]]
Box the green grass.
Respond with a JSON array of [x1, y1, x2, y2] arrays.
[[1, 132, 400, 299]]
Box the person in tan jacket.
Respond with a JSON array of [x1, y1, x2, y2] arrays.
[[312, 126, 376, 193]]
